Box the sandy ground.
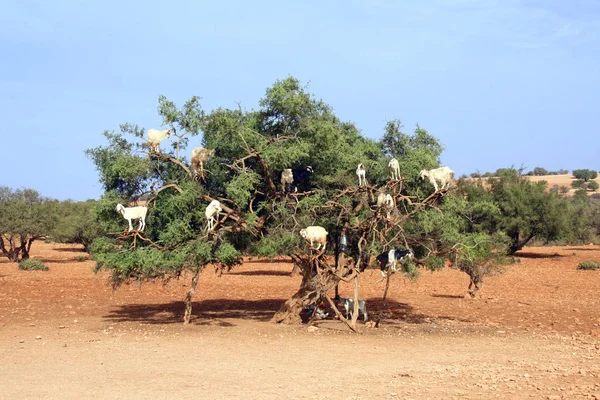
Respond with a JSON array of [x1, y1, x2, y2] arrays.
[[526, 174, 599, 196], [1, 242, 600, 399]]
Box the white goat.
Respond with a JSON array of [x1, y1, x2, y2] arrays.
[[389, 158, 400, 180], [383, 194, 395, 219], [376, 192, 387, 208], [115, 204, 148, 232], [281, 169, 294, 192], [300, 226, 328, 251], [191, 147, 215, 174], [205, 200, 222, 231], [147, 129, 171, 153], [356, 163, 366, 186], [419, 166, 455, 191]]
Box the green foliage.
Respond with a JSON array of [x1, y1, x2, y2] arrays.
[[380, 120, 443, 194], [76, 255, 87, 262], [85, 131, 153, 198], [588, 181, 599, 191], [571, 179, 585, 189], [573, 169, 598, 182], [486, 170, 571, 254], [18, 258, 49, 271], [51, 200, 103, 252], [577, 261, 599, 270]]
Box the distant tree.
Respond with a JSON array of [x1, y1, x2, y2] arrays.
[[558, 169, 569, 175], [531, 167, 548, 176], [572, 169, 598, 182], [0, 187, 56, 262], [572, 180, 585, 189], [51, 200, 103, 252], [470, 172, 481, 178], [488, 171, 572, 254], [588, 181, 599, 192]]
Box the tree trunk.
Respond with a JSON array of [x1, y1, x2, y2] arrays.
[[508, 233, 535, 255], [272, 253, 346, 325], [382, 272, 392, 302], [20, 237, 31, 261], [183, 267, 202, 325], [271, 266, 319, 324], [351, 271, 359, 327]]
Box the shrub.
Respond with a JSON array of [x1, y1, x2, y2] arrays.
[[577, 261, 599, 270], [559, 186, 570, 194], [550, 184, 559, 193], [588, 181, 599, 191], [572, 179, 585, 189], [76, 255, 87, 262], [18, 258, 49, 271]]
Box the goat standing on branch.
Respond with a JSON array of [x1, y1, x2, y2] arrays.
[[191, 147, 215, 176], [389, 158, 400, 181], [419, 166, 455, 191], [280, 169, 293, 192], [376, 248, 413, 277], [290, 166, 313, 193], [383, 194, 395, 219], [300, 226, 328, 251], [115, 204, 148, 232], [205, 200, 222, 231], [356, 163, 366, 186], [147, 129, 171, 153]]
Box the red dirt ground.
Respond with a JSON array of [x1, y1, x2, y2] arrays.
[[1, 242, 600, 399]]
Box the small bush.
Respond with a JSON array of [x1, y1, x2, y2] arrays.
[[588, 181, 599, 191], [577, 261, 599, 270], [559, 186, 570, 194], [550, 184, 559, 193], [76, 255, 87, 262], [18, 258, 49, 271], [571, 179, 585, 189]]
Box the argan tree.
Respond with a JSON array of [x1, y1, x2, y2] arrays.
[[86, 77, 508, 328]]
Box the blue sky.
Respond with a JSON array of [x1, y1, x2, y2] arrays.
[[1, 0, 598, 200]]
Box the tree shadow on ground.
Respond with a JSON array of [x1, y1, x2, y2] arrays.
[[103, 297, 469, 328], [430, 294, 465, 299], [38, 258, 88, 264], [566, 247, 599, 252], [514, 251, 566, 259], [227, 270, 292, 277], [103, 299, 285, 325], [243, 258, 292, 264], [53, 247, 86, 253]]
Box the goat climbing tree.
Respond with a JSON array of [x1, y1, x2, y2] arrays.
[[86, 76, 511, 328]]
